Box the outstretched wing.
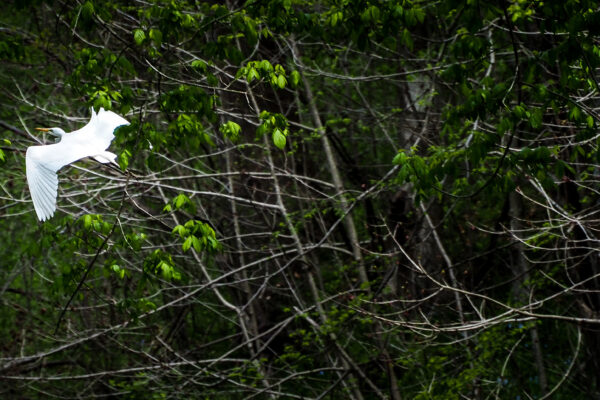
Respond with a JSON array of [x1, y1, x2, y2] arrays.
[[93, 107, 130, 147], [26, 145, 62, 221], [67, 107, 129, 152]]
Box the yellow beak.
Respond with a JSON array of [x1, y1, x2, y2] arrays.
[[35, 127, 50, 132]]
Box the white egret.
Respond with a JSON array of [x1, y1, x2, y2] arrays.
[[26, 107, 130, 221]]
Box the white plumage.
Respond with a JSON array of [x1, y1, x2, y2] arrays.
[[26, 107, 129, 221]]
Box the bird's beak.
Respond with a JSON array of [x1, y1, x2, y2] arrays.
[[35, 128, 50, 132]]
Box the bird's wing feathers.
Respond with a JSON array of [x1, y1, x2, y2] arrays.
[[68, 107, 129, 150], [26, 108, 130, 221], [26, 146, 60, 221], [94, 107, 130, 145]]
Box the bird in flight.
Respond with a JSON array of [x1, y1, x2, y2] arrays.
[[26, 107, 129, 221]]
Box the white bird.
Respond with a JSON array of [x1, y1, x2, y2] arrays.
[[26, 107, 130, 221]]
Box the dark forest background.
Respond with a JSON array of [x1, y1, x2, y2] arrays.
[[1, 0, 600, 398]]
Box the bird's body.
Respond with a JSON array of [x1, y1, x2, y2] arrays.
[[26, 107, 129, 221]]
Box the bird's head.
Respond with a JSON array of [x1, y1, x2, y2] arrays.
[[35, 127, 66, 137]]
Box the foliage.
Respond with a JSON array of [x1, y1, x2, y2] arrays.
[[0, 0, 597, 399]]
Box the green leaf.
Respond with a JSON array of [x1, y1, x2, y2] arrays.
[[370, 6, 380, 21], [569, 106, 581, 122], [81, 1, 94, 19], [260, 59, 273, 72], [83, 214, 92, 229], [273, 128, 286, 149], [149, 29, 162, 46], [191, 59, 207, 72], [530, 108, 543, 129], [182, 236, 193, 252], [247, 67, 259, 82], [513, 104, 526, 119], [133, 29, 146, 46], [236, 67, 246, 79], [172, 224, 187, 237], [118, 149, 131, 170], [277, 74, 287, 89], [174, 194, 189, 209], [331, 11, 339, 27], [256, 122, 268, 137], [290, 70, 300, 87], [192, 235, 202, 252], [392, 152, 407, 165], [220, 121, 241, 141], [109, 90, 122, 101], [159, 261, 171, 280]]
